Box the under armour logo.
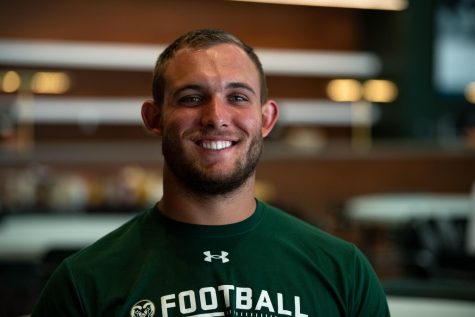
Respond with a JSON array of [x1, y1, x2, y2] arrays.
[[203, 251, 230, 263]]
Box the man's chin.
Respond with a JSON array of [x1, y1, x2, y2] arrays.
[[174, 164, 255, 196], [198, 165, 237, 178], [187, 177, 249, 196]]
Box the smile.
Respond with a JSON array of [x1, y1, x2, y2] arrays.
[[200, 140, 233, 150]]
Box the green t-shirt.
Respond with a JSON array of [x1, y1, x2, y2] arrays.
[[31, 200, 389, 317]]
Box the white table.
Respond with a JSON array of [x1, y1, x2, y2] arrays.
[[0, 213, 134, 261], [346, 193, 472, 227], [388, 296, 475, 317]]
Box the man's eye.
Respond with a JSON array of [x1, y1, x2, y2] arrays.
[[178, 95, 203, 105], [228, 95, 249, 103]]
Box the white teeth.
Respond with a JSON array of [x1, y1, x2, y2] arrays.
[[201, 140, 233, 150]]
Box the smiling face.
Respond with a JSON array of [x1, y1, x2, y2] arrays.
[[143, 43, 278, 196]]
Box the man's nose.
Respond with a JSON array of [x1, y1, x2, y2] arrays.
[[200, 97, 229, 128]]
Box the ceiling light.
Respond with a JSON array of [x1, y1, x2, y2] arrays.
[[1, 71, 21, 93], [30, 72, 71, 94], [326, 79, 363, 102], [363, 79, 398, 103], [229, 0, 408, 11]]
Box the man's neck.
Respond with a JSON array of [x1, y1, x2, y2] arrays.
[[158, 167, 257, 225]]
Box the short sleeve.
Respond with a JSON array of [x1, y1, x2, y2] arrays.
[[31, 259, 85, 317], [350, 245, 390, 317]]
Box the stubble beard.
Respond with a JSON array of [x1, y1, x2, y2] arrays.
[[162, 130, 263, 197]]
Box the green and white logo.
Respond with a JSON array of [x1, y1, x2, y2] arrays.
[[203, 251, 230, 263], [131, 299, 155, 317]]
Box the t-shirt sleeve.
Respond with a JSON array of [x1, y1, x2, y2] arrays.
[[350, 245, 390, 317], [31, 259, 85, 317]]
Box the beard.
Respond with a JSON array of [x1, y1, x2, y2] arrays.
[[162, 129, 263, 196]]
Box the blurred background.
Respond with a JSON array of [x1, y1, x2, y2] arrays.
[[1, 0, 475, 316]]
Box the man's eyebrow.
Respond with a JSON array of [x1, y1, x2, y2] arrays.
[[226, 82, 256, 96], [171, 84, 203, 99]]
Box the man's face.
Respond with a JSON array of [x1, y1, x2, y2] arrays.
[[158, 43, 274, 195]]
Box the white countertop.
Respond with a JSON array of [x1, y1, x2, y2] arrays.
[[346, 193, 472, 226], [0, 213, 135, 261], [388, 296, 475, 317]]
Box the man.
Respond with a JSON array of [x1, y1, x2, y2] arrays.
[[32, 29, 390, 317]]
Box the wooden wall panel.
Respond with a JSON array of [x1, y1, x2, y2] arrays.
[[256, 153, 475, 225], [0, 0, 361, 50]]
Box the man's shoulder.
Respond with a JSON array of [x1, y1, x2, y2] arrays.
[[65, 209, 154, 268], [260, 201, 356, 254], [260, 200, 332, 236]]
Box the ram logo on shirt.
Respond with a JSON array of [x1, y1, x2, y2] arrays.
[[130, 299, 155, 317]]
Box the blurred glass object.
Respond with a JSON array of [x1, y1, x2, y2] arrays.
[[0, 165, 164, 214]]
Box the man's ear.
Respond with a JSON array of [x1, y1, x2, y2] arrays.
[[141, 100, 162, 136], [261, 99, 279, 138]]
